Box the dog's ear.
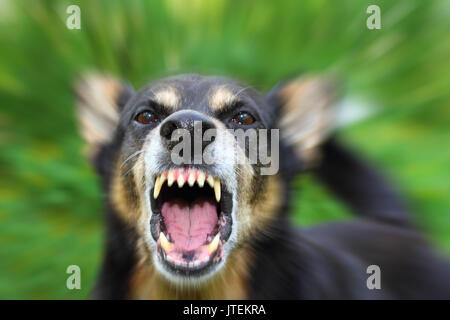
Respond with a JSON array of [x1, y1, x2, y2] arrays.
[[267, 75, 339, 170], [74, 73, 134, 161]]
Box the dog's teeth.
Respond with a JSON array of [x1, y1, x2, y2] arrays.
[[159, 232, 173, 252], [207, 234, 220, 254], [207, 175, 214, 188], [177, 174, 185, 188], [160, 174, 166, 185], [167, 171, 175, 187], [153, 175, 162, 199], [197, 172, 205, 187], [188, 172, 195, 187], [214, 179, 221, 202], [193, 260, 200, 267]]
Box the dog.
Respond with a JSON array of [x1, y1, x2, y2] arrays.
[[74, 73, 450, 299]]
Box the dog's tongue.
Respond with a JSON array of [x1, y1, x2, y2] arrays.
[[161, 197, 218, 251]]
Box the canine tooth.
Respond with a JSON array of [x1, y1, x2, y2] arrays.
[[188, 172, 195, 187], [167, 171, 175, 186], [153, 176, 162, 199], [160, 174, 166, 185], [207, 175, 214, 188], [177, 174, 185, 188], [207, 234, 220, 254], [214, 179, 221, 202], [166, 255, 173, 263], [159, 232, 173, 252], [197, 172, 205, 187]]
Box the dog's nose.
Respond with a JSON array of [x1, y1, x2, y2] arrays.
[[160, 110, 216, 153]]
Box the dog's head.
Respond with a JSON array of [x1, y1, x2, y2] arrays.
[[75, 73, 336, 285]]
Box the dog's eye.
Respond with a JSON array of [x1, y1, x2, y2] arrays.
[[232, 111, 255, 125], [135, 111, 158, 124]]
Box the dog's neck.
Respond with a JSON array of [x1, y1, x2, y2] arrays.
[[128, 246, 251, 299]]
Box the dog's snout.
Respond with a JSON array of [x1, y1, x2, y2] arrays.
[[160, 111, 216, 153]]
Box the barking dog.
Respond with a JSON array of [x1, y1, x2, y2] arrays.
[[75, 73, 450, 299]]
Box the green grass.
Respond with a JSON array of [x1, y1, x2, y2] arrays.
[[0, 0, 449, 299]]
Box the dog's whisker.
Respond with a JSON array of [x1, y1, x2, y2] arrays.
[[120, 150, 144, 169], [123, 155, 144, 177], [235, 85, 253, 98]]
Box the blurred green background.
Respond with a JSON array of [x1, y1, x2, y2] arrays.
[[0, 0, 449, 299]]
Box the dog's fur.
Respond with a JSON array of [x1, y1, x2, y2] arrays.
[[74, 73, 450, 299]]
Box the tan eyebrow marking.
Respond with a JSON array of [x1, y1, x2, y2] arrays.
[[209, 87, 238, 112], [154, 87, 180, 111]]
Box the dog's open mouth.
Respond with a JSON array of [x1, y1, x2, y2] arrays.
[[150, 168, 233, 275]]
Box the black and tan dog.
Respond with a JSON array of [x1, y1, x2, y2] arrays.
[[74, 73, 450, 299]]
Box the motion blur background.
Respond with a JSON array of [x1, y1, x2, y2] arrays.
[[0, 0, 449, 299]]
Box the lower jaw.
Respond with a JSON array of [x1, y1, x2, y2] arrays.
[[157, 247, 225, 278], [153, 221, 230, 277], [150, 200, 233, 275]]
